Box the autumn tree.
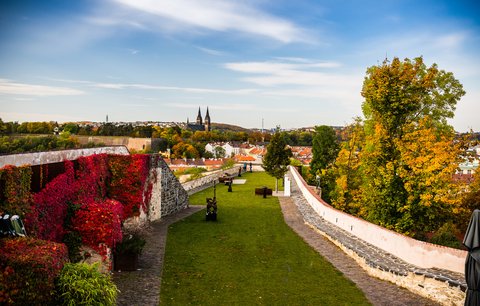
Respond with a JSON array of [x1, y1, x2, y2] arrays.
[[360, 56, 465, 234], [262, 131, 292, 191], [329, 118, 365, 215]]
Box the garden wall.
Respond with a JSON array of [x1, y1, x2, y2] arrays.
[[289, 166, 466, 274], [182, 166, 241, 195]]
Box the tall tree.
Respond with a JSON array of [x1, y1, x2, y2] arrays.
[[330, 118, 365, 215], [310, 125, 339, 176], [262, 131, 292, 191], [360, 56, 465, 233]]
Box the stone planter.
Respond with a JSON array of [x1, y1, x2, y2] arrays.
[[114, 252, 139, 271]]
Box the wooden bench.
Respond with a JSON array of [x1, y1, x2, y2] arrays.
[[254, 187, 273, 197], [219, 175, 234, 184]]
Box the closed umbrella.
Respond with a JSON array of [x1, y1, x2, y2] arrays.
[[464, 209, 480, 306]]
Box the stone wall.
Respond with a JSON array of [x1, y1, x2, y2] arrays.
[[156, 156, 190, 218], [0, 146, 130, 168], [182, 166, 242, 195]]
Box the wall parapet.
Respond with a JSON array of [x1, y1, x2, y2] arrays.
[[0, 146, 130, 168], [182, 166, 241, 195], [289, 166, 467, 274]]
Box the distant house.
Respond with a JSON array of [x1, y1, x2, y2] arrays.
[[205, 142, 245, 158]]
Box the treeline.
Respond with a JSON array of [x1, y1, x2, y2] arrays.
[[0, 118, 316, 156]]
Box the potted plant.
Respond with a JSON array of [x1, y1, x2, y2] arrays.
[[113, 229, 146, 271]]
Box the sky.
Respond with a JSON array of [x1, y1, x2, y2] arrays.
[[0, 0, 479, 131]]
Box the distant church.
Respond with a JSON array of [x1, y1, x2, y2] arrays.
[[187, 107, 211, 132]]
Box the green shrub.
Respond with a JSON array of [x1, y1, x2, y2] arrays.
[[56, 262, 118, 306], [115, 231, 146, 255], [221, 159, 235, 170], [0, 237, 69, 305], [430, 222, 462, 249]]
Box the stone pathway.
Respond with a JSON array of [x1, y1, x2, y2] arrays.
[[113, 205, 204, 306], [279, 196, 438, 305]]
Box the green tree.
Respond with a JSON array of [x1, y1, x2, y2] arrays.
[[310, 125, 339, 176], [214, 146, 226, 158], [262, 131, 292, 191], [360, 56, 465, 233]]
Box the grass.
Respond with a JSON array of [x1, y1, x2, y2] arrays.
[[160, 172, 370, 305]]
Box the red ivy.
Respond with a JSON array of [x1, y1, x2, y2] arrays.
[[74, 154, 110, 204], [0, 165, 32, 218], [108, 154, 152, 219], [25, 161, 75, 242], [0, 237, 68, 305], [71, 199, 123, 258]]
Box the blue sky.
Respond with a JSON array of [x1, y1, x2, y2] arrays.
[[0, 0, 479, 131]]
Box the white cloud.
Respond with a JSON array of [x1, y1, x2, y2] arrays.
[[93, 82, 258, 95], [196, 46, 225, 56], [224, 60, 354, 87], [166, 102, 296, 113], [0, 79, 84, 96], [111, 0, 309, 43]]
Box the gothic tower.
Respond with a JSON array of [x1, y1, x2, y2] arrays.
[[196, 107, 203, 125], [204, 107, 211, 131]]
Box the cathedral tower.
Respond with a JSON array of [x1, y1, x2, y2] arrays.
[[196, 107, 203, 125], [204, 107, 211, 131]]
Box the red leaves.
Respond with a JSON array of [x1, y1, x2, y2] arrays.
[[0, 237, 69, 304], [71, 199, 123, 258], [108, 154, 152, 219]]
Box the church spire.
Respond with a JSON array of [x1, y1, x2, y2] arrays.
[[196, 107, 202, 125], [204, 107, 211, 131]]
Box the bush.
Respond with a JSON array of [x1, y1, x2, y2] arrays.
[[221, 159, 235, 170], [115, 229, 146, 255], [56, 262, 118, 306], [430, 222, 462, 249], [0, 237, 69, 305]]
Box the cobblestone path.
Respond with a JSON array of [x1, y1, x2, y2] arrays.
[[113, 205, 204, 306]]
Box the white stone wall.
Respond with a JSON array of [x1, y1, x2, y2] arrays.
[[289, 165, 467, 274], [0, 146, 130, 168]]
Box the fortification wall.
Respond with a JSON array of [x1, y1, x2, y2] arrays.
[[289, 166, 467, 274]]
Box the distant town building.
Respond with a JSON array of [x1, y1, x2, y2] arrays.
[[187, 107, 211, 132]]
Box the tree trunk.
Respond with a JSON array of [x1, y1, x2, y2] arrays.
[[275, 178, 278, 192]]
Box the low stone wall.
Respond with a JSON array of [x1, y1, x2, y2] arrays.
[[0, 146, 130, 168], [289, 166, 467, 274], [182, 166, 242, 195]]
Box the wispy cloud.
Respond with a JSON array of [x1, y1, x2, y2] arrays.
[[0, 79, 84, 96], [224, 59, 351, 87], [196, 46, 225, 56], [166, 102, 296, 113], [110, 0, 309, 43], [93, 82, 258, 95]]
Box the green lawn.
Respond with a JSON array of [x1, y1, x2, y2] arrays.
[[160, 172, 370, 305]]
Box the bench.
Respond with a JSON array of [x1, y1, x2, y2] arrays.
[[219, 174, 234, 184], [254, 187, 273, 198]]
